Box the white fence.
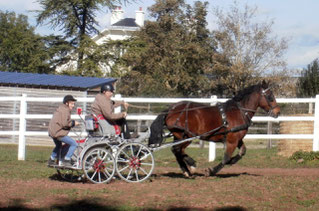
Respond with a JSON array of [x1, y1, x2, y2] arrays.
[[1, 94, 319, 161]]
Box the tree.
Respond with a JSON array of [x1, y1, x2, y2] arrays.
[[117, 0, 215, 97], [0, 11, 55, 73], [211, 1, 289, 96], [297, 59, 319, 97], [35, 0, 133, 76]]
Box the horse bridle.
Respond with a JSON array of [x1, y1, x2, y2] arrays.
[[261, 87, 279, 116], [238, 87, 278, 117]]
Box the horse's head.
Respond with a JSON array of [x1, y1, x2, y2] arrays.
[[258, 80, 280, 118]]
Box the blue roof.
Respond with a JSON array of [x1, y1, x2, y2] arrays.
[[0, 71, 117, 90]]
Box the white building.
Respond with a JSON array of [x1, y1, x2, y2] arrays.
[[93, 7, 145, 44], [57, 7, 145, 74]]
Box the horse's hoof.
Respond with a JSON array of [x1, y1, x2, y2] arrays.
[[183, 171, 195, 179], [183, 171, 190, 178], [205, 168, 217, 177], [189, 166, 196, 174], [204, 168, 212, 177]]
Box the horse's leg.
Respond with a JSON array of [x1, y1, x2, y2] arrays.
[[181, 141, 197, 175], [228, 139, 246, 165], [205, 141, 237, 176], [171, 142, 189, 177], [171, 140, 195, 177]]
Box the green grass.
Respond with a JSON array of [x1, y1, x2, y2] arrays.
[[1, 144, 319, 181], [154, 145, 319, 169], [2, 144, 319, 210], [0, 144, 57, 180]]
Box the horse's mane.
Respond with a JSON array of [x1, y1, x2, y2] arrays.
[[232, 84, 262, 102], [223, 84, 263, 112]]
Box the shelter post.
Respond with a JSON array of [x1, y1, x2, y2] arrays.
[[18, 94, 27, 160]]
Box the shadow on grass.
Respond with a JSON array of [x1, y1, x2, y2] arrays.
[[1, 198, 143, 211], [159, 172, 205, 179], [215, 172, 260, 178], [0, 198, 248, 211], [158, 171, 259, 179]]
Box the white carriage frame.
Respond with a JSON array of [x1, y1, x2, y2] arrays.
[[1, 94, 319, 162]]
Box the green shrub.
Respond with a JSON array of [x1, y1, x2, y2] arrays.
[[290, 150, 319, 162]]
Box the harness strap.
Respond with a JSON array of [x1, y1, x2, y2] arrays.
[[199, 102, 252, 140], [168, 101, 253, 141], [170, 102, 195, 137], [167, 125, 197, 137]]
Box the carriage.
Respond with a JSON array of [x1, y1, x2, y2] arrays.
[[49, 81, 280, 184], [48, 109, 155, 184]]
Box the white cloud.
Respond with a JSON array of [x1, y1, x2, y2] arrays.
[[286, 45, 319, 69], [0, 0, 41, 13]]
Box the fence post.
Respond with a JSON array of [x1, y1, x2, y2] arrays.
[[209, 95, 218, 162], [313, 95, 319, 151], [267, 122, 272, 149], [18, 94, 27, 161]]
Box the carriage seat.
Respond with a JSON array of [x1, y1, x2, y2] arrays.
[[85, 114, 121, 137]]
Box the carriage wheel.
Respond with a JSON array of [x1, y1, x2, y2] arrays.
[[116, 143, 154, 183], [57, 169, 83, 182], [82, 147, 116, 184]]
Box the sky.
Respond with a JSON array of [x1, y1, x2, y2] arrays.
[[1, 0, 319, 70]]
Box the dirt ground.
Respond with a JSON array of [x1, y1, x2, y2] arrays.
[[1, 166, 319, 210]]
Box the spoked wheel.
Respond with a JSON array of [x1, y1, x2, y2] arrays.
[[82, 147, 116, 184], [57, 168, 83, 182], [116, 143, 154, 183]]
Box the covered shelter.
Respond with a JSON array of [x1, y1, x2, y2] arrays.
[[0, 71, 117, 95], [0, 71, 117, 145]]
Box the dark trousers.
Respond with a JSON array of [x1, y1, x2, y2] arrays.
[[115, 118, 131, 139]]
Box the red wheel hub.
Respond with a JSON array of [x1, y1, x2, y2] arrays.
[[93, 159, 105, 172], [129, 157, 141, 169]]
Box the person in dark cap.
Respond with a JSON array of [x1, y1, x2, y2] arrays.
[[91, 83, 134, 138], [48, 95, 79, 167]]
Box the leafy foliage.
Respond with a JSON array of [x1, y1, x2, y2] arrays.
[[290, 150, 319, 162], [297, 58, 319, 97], [35, 0, 132, 76], [116, 0, 216, 97], [0, 11, 54, 73], [211, 2, 289, 96]]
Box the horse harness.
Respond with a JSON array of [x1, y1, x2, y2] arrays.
[[167, 101, 254, 142], [166, 87, 278, 142]]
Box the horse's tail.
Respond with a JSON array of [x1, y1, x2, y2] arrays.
[[149, 113, 167, 147]]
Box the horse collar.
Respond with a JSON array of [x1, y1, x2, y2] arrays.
[[218, 103, 228, 127]]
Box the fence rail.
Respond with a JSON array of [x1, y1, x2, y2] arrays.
[[1, 94, 319, 161]]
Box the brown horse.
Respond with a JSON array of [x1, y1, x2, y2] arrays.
[[149, 80, 280, 177]]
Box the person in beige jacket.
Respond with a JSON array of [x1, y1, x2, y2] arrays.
[[91, 83, 130, 137], [48, 95, 79, 167]]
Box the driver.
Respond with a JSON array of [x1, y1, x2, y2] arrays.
[[91, 83, 131, 138], [48, 95, 80, 167]]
